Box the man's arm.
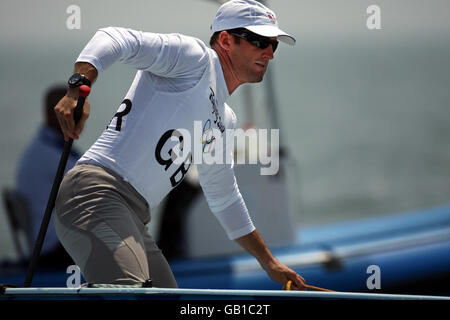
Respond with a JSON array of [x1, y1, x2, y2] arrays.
[[235, 229, 306, 290], [72, 61, 98, 84], [54, 27, 208, 142], [54, 62, 98, 141], [196, 121, 305, 290]]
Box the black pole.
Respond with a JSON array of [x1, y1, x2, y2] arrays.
[[24, 85, 90, 287]]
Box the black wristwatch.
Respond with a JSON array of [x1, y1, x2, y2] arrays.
[[68, 73, 91, 88]]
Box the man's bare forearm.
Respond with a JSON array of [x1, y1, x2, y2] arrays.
[[235, 230, 277, 270], [55, 62, 97, 141], [66, 62, 98, 99], [235, 229, 306, 290], [73, 62, 98, 85]]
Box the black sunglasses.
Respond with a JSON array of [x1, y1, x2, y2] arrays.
[[227, 30, 279, 53]]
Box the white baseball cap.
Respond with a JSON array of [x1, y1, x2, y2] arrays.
[[211, 0, 295, 46]]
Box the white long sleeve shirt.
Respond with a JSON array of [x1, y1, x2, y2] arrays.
[[76, 27, 255, 240]]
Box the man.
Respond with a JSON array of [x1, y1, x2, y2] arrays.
[[54, 0, 306, 289], [16, 86, 77, 268]]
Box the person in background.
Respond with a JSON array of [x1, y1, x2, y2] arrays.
[[16, 85, 79, 268]]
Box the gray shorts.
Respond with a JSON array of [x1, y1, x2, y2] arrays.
[[54, 164, 177, 288]]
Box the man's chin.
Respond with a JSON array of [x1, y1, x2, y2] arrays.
[[248, 73, 265, 83]]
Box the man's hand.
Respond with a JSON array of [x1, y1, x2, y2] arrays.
[[235, 230, 306, 290], [263, 258, 306, 290], [54, 89, 90, 141], [54, 62, 97, 141]]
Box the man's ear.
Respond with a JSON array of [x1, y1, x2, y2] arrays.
[[218, 31, 233, 51]]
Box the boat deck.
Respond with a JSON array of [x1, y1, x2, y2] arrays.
[[1, 287, 449, 300]]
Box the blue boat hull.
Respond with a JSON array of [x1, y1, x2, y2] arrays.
[[1, 205, 450, 296]]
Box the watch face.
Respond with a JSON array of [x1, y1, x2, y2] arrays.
[[68, 73, 82, 86]]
